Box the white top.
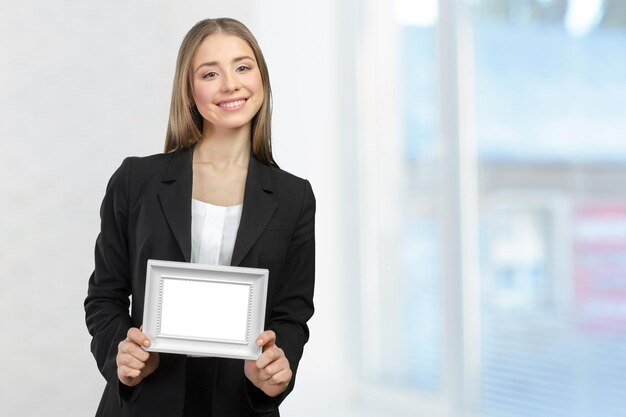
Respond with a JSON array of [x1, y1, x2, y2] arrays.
[[191, 199, 243, 266]]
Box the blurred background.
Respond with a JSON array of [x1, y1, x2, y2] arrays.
[[1, 0, 625, 416]]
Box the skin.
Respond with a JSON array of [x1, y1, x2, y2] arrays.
[[117, 328, 291, 397], [116, 33, 291, 397], [190, 32, 264, 206]]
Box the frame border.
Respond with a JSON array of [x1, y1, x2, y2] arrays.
[[142, 259, 268, 360]]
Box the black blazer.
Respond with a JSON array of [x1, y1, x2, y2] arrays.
[[84, 147, 315, 417]]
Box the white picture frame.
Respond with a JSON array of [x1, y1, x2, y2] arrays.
[[142, 259, 268, 360]]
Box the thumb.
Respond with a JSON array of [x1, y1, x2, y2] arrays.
[[256, 330, 276, 350]]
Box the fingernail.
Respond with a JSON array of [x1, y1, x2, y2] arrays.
[[257, 339, 263, 346], [144, 340, 150, 347]]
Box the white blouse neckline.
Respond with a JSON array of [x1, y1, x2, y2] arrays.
[[192, 198, 243, 209], [191, 199, 243, 266]]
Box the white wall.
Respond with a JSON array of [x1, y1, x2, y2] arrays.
[[0, 1, 351, 415]]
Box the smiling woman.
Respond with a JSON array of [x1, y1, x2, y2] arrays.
[[84, 17, 316, 417], [164, 18, 276, 167]]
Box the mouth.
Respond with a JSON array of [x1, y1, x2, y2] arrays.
[[217, 98, 248, 110]]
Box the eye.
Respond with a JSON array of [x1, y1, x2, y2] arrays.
[[236, 65, 252, 72], [202, 71, 218, 79]]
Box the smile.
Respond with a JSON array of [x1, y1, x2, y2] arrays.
[[218, 99, 247, 110]]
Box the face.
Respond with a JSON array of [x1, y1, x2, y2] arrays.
[[191, 33, 264, 135]]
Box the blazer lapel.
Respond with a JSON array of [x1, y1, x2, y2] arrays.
[[231, 156, 277, 266], [158, 147, 193, 262]]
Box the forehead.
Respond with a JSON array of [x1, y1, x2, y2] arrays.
[[193, 33, 256, 66]]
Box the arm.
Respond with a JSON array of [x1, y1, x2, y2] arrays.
[[84, 158, 158, 395], [85, 158, 132, 387], [245, 179, 316, 404]]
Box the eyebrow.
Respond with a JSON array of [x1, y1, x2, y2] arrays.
[[195, 55, 255, 72]]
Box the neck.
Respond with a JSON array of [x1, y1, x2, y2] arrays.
[[195, 124, 251, 167]]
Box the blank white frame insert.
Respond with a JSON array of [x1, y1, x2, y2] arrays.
[[160, 279, 250, 342]]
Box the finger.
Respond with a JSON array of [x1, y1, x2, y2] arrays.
[[267, 368, 292, 386], [118, 339, 151, 362], [118, 365, 142, 379], [256, 330, 276, 349], [257, 346, 284, 369], [117, 352, 146, 370], [258, 357, 288, 381], [127, 327, 151, 348]]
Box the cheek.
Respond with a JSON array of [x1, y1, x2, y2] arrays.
[[192, 85, 215, 108], [252, 74, 264, 96], [250, 76, 265, 108]]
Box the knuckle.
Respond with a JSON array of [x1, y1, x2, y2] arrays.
[[128, 327, 142, 342], [124, 344, 135, 356]]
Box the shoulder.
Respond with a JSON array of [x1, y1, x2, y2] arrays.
[[124, 152, 176, 177], [266, 166, 316, 236], [256, 158, 313, 191], [270, 165, 309, 187], [266, 165, 316, 208], [110, 152, 171, 175], [104, 151, 186, 199], [113, 150, 186, 184]]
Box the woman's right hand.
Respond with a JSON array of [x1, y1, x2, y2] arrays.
[[116, 327, 160, 387]]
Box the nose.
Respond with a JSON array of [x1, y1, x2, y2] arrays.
[[221, 72, 240, 93]]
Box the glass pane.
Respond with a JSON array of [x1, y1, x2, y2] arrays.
[[369, 0, 443, 392], [394, 14, 443, 392], [472, 0, 626, 416], [474, 0, 626, 163]]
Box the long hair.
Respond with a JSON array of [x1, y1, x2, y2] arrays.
[[164, 18, 277, 167]]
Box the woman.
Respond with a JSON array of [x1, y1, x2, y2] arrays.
[[84, 18, 315, 417]]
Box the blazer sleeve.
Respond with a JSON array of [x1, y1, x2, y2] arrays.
[[84, 158, 134, 399], [246, 178, 316, 410]]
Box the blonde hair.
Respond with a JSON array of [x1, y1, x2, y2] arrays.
[[164, 18, 277, 167]]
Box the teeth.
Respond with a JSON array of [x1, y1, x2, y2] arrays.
[[219, 99, 246, 109]]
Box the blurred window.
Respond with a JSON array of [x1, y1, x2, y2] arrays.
[[474, 0, 626, 416], [361, 0, 626, 416]]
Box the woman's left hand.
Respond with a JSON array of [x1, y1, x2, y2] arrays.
[[244, 330, 292, 397]]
